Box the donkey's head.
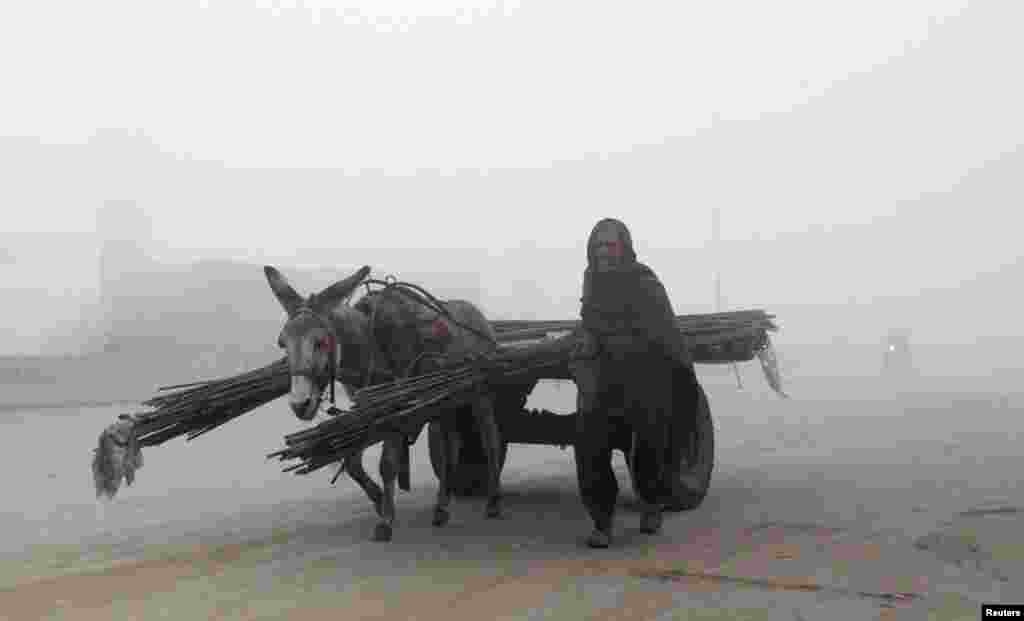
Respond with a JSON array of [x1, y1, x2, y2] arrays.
[[264, 265, 371, 421]]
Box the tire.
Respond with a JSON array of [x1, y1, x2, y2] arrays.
[[653, 384, 715, 512], [428, 400, 512, 499], [446, 433, 508, 498], [449, 461, 494, 498], [444, 381, 531, 497]]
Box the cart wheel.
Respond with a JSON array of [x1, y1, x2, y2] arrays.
[[450, 454, 505, 497], [661, 384, 714, 512], [428, 404, 510, 498], [446, 434, 508, 498], [448, 381, 532, 497]]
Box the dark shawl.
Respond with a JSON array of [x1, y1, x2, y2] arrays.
[[579, 219, 703, 494]]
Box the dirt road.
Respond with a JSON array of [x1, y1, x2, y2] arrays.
[[2, 376, 1021, 619]]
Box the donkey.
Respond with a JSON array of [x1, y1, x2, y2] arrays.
[[264, 265, 506, 542]]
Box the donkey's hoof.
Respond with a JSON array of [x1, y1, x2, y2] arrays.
[[372, 523, 393, 542], [586, 529, 612, 549], [485, 499, 502, 519], [640, 510, 663, 535], [432, 508, 450, 527]]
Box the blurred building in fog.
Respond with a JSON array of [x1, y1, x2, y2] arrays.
[[0, 232, 101, 357], [4, 4, 1024, 357], [96, 198, 157, 353]]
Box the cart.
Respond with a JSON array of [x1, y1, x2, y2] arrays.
[[430, 318, 780, 512], [95, 305, 782, 516]]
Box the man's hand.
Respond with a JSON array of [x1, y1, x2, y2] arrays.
[[570, 329, 600, 361]]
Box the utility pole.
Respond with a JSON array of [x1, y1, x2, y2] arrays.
[[711, 207, 721, 312], [712, 206, 743, 389]]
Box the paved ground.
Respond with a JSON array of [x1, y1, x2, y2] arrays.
[[1, 374, 1021, 620]]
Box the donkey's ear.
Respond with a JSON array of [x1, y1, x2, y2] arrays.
[[315, 265, 371, 312], [264, 266, 305, 316]]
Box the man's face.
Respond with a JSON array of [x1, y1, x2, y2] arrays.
[[592, 225, 625, 271]]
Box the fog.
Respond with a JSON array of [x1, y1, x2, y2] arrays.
[[1, 1, 1021, 357], [5, 6, 1024, 616]]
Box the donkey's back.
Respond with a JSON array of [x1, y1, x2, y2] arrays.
[[358, 290, 495, 359], [437, 298, 496, 357]]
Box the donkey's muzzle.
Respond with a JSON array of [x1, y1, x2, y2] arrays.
[[290, 399, 318, 421], [289, 374, 321, 421]]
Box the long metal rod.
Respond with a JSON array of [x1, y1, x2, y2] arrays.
[[712, 206, 743, 390]]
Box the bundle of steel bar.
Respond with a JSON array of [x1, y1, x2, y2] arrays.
[[95, 309, 778, 492], [118, 357, 291, 449], [269, 310, 779, 476], [267, 336, 576, 476]]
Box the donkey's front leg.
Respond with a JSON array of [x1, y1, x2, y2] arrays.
[[372, 437, 402, 542], [428, 416, 461, 527], [474, 394, 505, 519], [344, 450, 385, 518]]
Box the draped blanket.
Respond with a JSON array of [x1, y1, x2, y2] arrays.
[[581, 262, 693, 367], [577, 219, 704, 496]]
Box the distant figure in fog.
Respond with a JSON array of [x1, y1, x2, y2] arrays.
[[882, 328, 914, 378]]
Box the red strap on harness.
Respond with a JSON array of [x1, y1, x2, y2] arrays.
[[431, 319, 450, 340]]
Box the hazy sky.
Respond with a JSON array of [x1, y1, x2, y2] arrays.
[[4, 1, 1023, 352], [2, 0, 969, 169]]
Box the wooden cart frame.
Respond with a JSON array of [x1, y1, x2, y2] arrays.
[[428, 325, 769, 512], [101, 304, 778, 516]]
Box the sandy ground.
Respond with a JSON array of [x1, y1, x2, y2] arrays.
[[1, 373, 1022, 620]]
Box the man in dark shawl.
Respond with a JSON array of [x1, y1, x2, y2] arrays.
[[569, 218, 702, 548]]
